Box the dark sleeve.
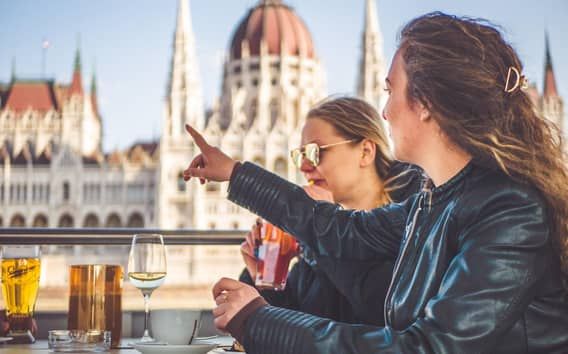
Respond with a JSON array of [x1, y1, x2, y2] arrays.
[[238, 265, 300, 310], [239, 190, 554, 354], [308, 162, 420, 322], [313, 255, 394, 326], [228, 162, 411, 261]]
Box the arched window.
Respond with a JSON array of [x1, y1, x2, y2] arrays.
[[274, 157, 287, 177], [83, 213, 100, 228], [177, 171, 186, 192], [249, 98, 258, 124], [32, 214, 48, 227], [105, 213, 122, 228], [58, 214, 74, 228], [252, 156, 265, 167], [63, 182, 70, 202], [270, 98, 279, 125], [9, 214, 25, 227], [127, 213, 144, 228], [206, 183, 220, 192]]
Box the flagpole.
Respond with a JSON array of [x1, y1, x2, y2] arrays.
[[41, 38, 49, 78]]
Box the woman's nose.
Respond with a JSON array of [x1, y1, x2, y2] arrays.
[[300, 157, 314, 172]]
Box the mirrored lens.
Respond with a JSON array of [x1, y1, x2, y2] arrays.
[[304, 144, 320, 166], [290, 149, 303, 168]]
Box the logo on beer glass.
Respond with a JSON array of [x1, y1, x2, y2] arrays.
[[0, 246, 41, 344]]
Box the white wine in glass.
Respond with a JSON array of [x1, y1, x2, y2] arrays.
[[128, 234, 167, 343]]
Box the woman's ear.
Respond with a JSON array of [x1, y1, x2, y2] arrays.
[[360, 139, 376, 168], [418, 100, 432, 122]]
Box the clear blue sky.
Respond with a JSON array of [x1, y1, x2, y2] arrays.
[[1, 0, 566, 152]]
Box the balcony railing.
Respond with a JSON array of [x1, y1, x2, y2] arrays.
[[0, 227, 246, 339], [0, 228, 245, 245]]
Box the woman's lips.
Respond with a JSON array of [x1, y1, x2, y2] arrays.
[[310, 179, 325, 187]]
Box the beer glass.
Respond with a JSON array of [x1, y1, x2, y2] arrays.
[[67, 264, 123, 348], [0, 245, 41, 344], [255, 224, 298, 291], [128, 234, 167, 343]]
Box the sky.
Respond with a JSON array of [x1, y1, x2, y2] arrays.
[[1, 0, 567, 152]]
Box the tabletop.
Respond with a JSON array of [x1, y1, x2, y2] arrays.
[[0, 336, 243, 353]]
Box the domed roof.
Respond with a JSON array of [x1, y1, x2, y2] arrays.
[[229, 0, 315, 60]]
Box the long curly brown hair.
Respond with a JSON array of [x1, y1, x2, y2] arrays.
[[399, 12, 568, 289]]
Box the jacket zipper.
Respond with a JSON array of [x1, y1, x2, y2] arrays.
[[383, 193, 424, 326]]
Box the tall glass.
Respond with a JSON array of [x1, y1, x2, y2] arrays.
[[68, 264, 123, 348], [0, 245, 41, 343], [255, 224, 298, 291], [127, 234, 167, 343]]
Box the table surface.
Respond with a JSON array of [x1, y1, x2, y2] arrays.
[[0, 336, 241, 353]]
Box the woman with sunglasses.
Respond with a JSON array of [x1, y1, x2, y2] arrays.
[[238, 97, 422, 326], [185, 12, 568, 354]]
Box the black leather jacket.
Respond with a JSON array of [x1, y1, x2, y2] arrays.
[[239, 163, 422, 326], [228, 161, 568, 354]]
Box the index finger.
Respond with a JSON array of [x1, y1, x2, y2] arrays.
[[212, 277, 242, 298], [185, 124, 209, 150]]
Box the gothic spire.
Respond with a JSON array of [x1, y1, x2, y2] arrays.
[[11, 57, 16, 82], [356, 0, 386, 110], [70, 41, 83, 95], [91, 68, 97, 95], [90, 68, 99, 115], [166, 0, 204, 135], [543, 31, 558, 98]]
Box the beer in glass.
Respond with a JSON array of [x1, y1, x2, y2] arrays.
[[68, 264, 123, 348], [0, 245, 41, 343]]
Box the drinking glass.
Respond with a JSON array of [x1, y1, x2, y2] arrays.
[[127, 234, 167, 343], [255, 224, 298, 291], [68, 264, 123, 348], [0, 245, 41, 343]]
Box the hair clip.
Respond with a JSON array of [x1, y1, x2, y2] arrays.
[[504, 66, 528, 93]]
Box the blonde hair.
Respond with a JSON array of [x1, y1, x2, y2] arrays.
[[306, 96, 411, 205]]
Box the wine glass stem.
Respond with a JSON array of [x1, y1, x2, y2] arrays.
[[142, 292, 152, 339]]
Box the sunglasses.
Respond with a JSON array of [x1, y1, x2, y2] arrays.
[[290, 139, 358, 168]]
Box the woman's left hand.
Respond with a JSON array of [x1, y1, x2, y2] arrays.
[[212, 278, 261, 332]]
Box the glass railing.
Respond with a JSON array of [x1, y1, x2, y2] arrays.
[[0, 228, 246, 338]]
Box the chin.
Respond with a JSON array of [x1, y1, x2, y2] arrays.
[[313, 180, 327, 188]]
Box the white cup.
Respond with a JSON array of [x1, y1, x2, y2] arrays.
[[150, 309, 202, 345]]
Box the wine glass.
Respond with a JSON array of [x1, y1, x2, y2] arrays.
[[128, 234, 167, 343]]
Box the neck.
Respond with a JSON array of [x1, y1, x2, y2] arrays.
[[341, 170, 386, 210], [419, 137, 472, 187]]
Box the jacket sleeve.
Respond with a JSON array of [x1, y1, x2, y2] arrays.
[[240, 189, 554, 354], [228, 162, 410, 260], [238, 266, 300, 310]]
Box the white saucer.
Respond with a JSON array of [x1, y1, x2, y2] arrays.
[[0, 337, 13, 343], [134, 343, 217, 354]]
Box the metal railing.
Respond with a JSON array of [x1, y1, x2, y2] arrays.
[[0, 228, 245, 245]]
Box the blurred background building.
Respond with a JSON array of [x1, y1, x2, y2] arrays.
[[0, 0, 564, 308]]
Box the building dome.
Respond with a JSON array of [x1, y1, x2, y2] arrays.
[[229, 0, 315, 60]]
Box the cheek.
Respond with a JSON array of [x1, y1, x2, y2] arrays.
[[320, 155, 357, 187]]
